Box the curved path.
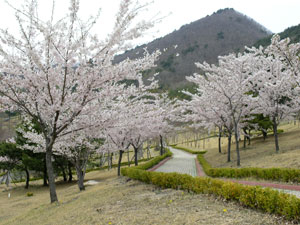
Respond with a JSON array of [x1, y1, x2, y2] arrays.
[[154, 147, 300, 198], [154, 147, 198, 177]]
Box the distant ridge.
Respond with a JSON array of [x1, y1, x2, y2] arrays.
[[115, 8, 271, 89], [254, 23, 300, 47]]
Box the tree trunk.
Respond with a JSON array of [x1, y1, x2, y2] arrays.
[[43, 160, 48, 186], [147, 146, 150, 159], [273, 117, 280, 153], [218, 128, 222, 153], [262, 130, 267, 140], [45, 145, 58, 203], [25, 167, 30, 189], [159, 135, 164, 156], [243, 128, 247, 149], [118, 150, 124, 176], [75, 166, 85, 191], [234, 127, 241, 166], [68, 162, 73, 182], [61, 166, 67, 182], [127, 151, 130, 167], [99, 153, 103, 167], [248, 130, 251, 145], [107, 152, 112, 170], [110, 153, 113, 169], [134, 146, 138, 166], [227, 133, 231, 162]]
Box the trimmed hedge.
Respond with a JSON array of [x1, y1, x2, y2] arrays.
[[197, 154, 300, 183], [170, 145, 207, 155], [121, 147, 300, 222]]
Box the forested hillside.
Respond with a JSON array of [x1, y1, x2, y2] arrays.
[[115, 8, 271, 89], [254, 24, 300, 47]]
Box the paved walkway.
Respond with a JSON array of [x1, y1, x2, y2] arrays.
[[154, 147, 300, 198], [154, 147, 198, 177]]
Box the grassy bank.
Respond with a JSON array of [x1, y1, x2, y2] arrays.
[[0, 170, 290, 225]]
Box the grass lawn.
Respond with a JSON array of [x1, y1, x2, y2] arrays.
[[176, 122, 300, 169], [0, 169, 291, 225]]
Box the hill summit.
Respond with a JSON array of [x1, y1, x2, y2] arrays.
[[115, 8, 271, 89]]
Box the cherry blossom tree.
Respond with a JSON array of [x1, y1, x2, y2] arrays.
[[0, 0, 160, 202], [183, 53, 256, 166], [99, 88, 146, 176], [125, 97, 167, 165], [176, 88, 235, 161], [98, 90, 172, 176], [265, 34, 300, 79], [248, 35, 300, 152]]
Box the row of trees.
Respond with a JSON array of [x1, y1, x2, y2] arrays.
[[0, 0, 173, 203], [175, 34, 300, 166]]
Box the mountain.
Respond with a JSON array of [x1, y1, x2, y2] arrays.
[[115, 8, 271, 89], [254, 24, 300, 47]]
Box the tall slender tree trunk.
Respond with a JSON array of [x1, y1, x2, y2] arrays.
[[147, 146, 150, 159], [127, 151, 130, 167], [109, 153, 113, 169], [43, 159, 48, 186], [75, 166, 85, 191], [273, 117, 280, 153], [25, 167, 30, 189], [45, 144, 58, 203], [248, 130, 251, 145], [134, 146, 138, 166], [61, 166, 67, 182], [262, 130, 267, 140], [99, 153, 104, 167], [234, 126, 240, 166], [118, 150, 124, 176], [227, 133, 231, 162], [68, 162, 73, 182], [159, 135, 164, 156], [218, 128, 222, 153], [243, 128, 247, 149], [107, 152, 112, 170]]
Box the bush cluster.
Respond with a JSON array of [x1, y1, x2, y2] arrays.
[[197, 154, 300, 183], [121, 148, 300, 222], [26, 192, 34, 197]]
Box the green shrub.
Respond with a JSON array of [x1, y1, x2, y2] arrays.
[[122, 163, 300, 222], [121, 146, 300, 222], [26, 192, 33, 197], [196, 153, 300, 183]]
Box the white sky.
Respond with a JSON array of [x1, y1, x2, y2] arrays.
[[0, 0, 299, 46]]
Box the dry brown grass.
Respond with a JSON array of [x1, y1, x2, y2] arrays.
[[0, 169, 291, 225], [177, 122, 300, 169]]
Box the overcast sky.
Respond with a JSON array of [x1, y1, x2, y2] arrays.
[[0, 0, 299, 46]]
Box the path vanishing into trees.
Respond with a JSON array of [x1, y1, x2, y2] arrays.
[[154, 147, 198, 177], [154, 147, 300, 198]]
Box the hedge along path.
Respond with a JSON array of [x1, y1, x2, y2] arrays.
[[153, 147, 198, 177], [170, 146, 300, 198], [121, 149, 300, 222]]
